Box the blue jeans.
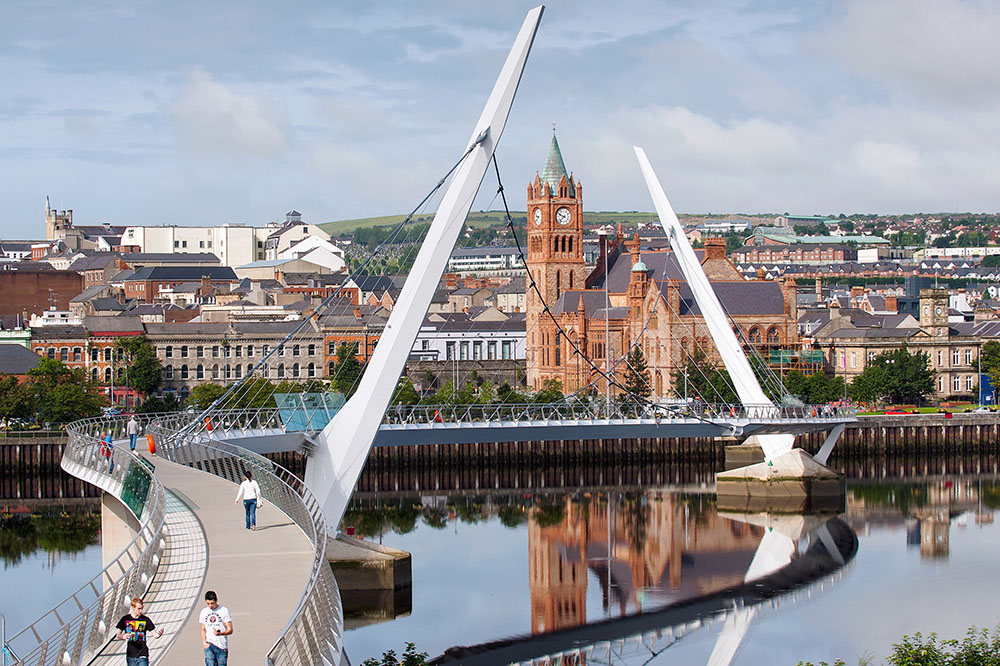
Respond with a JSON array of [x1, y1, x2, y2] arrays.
[[204, 644, 228, 666], [126, 658, 149, 666], [129, 433, 137, 450], [244, 498, 257, 529]]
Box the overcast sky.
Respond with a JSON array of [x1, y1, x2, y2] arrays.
[[3, 0, 1000, 237]]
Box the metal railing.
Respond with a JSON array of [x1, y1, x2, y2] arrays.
[[163, 400, 856, 441], [146, 414, 344, 665], [8, 414, 168, 666]]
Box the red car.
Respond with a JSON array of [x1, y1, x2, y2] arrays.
[[883, 409, 914, 415]]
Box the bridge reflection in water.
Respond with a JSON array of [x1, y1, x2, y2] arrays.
[[342, 485, 858, 665]]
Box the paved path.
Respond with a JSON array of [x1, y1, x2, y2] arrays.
[[94, 444, 315, 664]]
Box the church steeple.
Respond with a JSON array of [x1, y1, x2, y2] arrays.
[[540, 132, 574, 197]]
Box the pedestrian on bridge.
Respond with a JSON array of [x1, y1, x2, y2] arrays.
[[234, 470, 263, 530], [200, 590, 233, 666], [115, 596, 163, 666], [127, 415, 140, 451]]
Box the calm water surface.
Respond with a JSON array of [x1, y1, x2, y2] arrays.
[[0, 503, 102, 638], [342, 474, 1000, 665]]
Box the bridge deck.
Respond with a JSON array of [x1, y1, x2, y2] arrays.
[[93, 444, 315, 664]]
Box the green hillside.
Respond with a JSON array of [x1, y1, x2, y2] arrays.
[[318, 210, 670, 237]]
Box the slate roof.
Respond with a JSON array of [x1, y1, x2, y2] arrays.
[[120, 252, 220, 264], [28, 325, 87, 340], [0, 344, 44, 374], [672, 281, 787, 317], [84, 315, 145, 333], [70, 284, 113, 303], [495, 277, 526, 294], [125, 266, 238, 282], [67, 254, 120, 272]]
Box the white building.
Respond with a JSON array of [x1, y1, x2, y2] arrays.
[[277, 235, 346, 273], [120, 224, 271, 267], [410, 308, 526, 362], [119, 211, 333, 268]]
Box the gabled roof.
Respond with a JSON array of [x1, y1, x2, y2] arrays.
[[84, 315, 145, 333], [70, 284, 113, 303], [0, 344, 44, 374]]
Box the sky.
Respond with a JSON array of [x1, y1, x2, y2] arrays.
[[4, 0, 1000, 238]]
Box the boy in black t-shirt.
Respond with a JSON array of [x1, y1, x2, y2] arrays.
[[115, 597, 164, 666]]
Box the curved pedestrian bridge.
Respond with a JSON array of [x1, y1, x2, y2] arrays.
[[7, 414, 343, 666]]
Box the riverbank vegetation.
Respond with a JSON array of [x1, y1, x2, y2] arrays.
[[796, 626, 1000, 665]]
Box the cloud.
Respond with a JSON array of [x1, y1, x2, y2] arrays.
[[170, 67, 286, 158], [815, 0, 1000, 104]]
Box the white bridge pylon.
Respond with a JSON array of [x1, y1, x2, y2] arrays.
[[305, 6, 545, 529], [633, 147, 796, 463]]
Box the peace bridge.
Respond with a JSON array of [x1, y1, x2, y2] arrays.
[[7, 7, 858, 665]]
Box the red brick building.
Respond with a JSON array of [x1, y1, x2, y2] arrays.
[[0, 269, 85, 317]]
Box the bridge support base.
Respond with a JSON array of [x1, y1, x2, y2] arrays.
[[716, 449, 845, 513]]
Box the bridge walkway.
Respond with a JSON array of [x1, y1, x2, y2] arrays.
[[92, 443, 315, 664]]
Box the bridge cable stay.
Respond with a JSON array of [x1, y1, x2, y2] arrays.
[[185, 135, 490, 435], [490, 155, 745, 430], [492, 151, 751, 412], [716, 297, 793, 404], [490, 154, 652, 404]]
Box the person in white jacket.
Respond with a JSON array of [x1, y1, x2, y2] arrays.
[[234, 471, 263, 530]]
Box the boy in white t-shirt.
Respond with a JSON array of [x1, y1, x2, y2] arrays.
[[199, 590, 233, 666]]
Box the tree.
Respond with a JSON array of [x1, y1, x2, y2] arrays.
[[981, 341, 1000, 400], [189, 383, 227, 410], [329, 342, 363, 398], [26, 359, 105, 423], [533, 378, 564, 404], [118, 336, 162, 397], [0, 375, 34, 423], [621, 346, 652, 404], [391, 377, 420, 405], [849, 345, 935, 404], [670, 349, 738, 404]]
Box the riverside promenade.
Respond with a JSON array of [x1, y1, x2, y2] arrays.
[[94, 443, 315, 664]]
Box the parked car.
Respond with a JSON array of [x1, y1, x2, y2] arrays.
[[973, 406, 992, 413], [883, 409, 913, 415]]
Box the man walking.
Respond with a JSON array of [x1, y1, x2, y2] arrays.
[[127, 415, 140, 451], [199, 590, 233, 666], [115, 597, 163, 666]]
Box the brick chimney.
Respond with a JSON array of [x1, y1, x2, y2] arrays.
[[704, 237, 727, 261], [885, 295, 898, 312]]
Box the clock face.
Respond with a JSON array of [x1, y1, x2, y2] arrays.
[[556, 207, 572, 225], [533, 208, 542, 225], [936, 306, 942, 315]]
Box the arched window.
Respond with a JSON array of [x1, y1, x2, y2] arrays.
[[196, 365, 204, 379], [553, 237, 559, 253], [277, 364, 285, 378], [328, 361, 336, 376], [211, 364, 219, 380], [292, 363, 300, 378], [163, 366, 172, 380], [766, 326, 780, 344], [104, 367, 113, 383], [180, 365, 189, 379], [569, 271, 574, 289], [556, 271, 561, 300], [91, 368, 98, 382], [234, 365, 242, 379], [246, 364, 253, 377], [568, 237, 573, 253], [307, 362, 315, 378], [748, 327, 762, 344], [104, 348, 112, 362], [225, 365, 232, 380]]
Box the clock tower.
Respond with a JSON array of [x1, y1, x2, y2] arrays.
[[526, 131, 585, 389], [526, 131, 585, 311]]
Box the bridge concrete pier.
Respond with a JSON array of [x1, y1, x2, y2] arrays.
[[716, 448, 845, 513]]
